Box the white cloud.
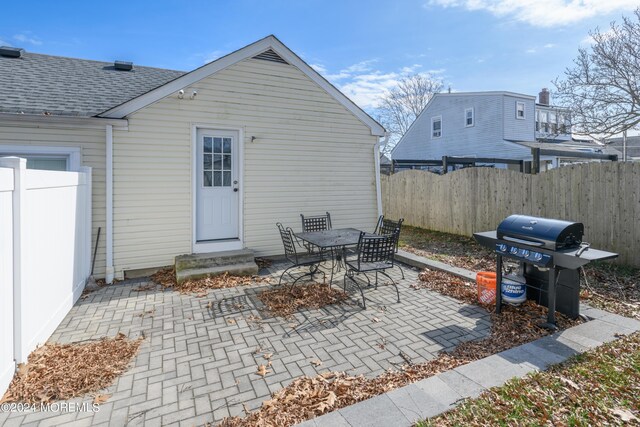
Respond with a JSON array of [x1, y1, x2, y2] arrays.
[[428, 0, 638, 27], [310, 63, 327, 74], [202, 50, 223, 64], [13, 33, 42, 46], [543, 43, 556, 48], [314, 60, 445, 110], [525, 48, 537, 54]]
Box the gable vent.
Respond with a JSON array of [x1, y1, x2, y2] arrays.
[[114, 60, 133, 71], [0, 46, 25, 58], [252, 49, 288, 64]]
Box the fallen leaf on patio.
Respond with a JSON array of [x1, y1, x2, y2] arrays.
[[559, 376, 579, 390], [3, 334, 142, 404], [611, 408, 639, 422], [132, 284, 155, 292], [310, 360, 323, 367], [93, 394, 111, 404], [17, 363, 28, 378], [227, 318, 236, 325], [242, 403, 251, 415], [152, 268, 271, 295], [263, 353, 273, 360], [372, 317, 380, 323], [206, 301, 213, 310], [256, 365, 270, 377], [258, 283, 348, 318]]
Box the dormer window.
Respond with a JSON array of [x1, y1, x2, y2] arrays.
[[432, 116, 442, 138], [516, 102, 525, 119], [465, 108, 474, 127]]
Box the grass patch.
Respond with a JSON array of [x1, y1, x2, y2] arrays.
[[421, 331, 640, 426]]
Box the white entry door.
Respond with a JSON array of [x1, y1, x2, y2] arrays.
[[196, 129, 239, 241]]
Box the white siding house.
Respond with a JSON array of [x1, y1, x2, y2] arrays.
[[0, 36, 385, 282], [392, 92, 538, 164], [391, 90, 592, 170]]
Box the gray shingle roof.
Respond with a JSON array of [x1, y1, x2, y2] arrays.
[[606, 136, 640, 159], [0, 51, 186, 117]]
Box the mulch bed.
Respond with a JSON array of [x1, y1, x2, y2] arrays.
[[151, 268, 270, 297], [429, 331, 640, 426], [258, 284, 349, 318], [1, 333, 142, 404], [401, 226, 640, 320], [580, 263, 640, 320], [219, 270, 581, 427], [399, 226, 495, 271]]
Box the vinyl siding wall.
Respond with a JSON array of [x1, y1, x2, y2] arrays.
[[503, 95, 535, 141], [392, 93, 531, 161], [0, 124, 107, 276], [112, 57, 378, 276]]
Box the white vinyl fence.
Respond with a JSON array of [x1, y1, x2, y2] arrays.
[[0, 157, 92, 396]]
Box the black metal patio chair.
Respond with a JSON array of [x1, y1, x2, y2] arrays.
[[299, 212, 332, 253], [343, 232, 400, 309], [374, 216, 406, 279], [276, 223, 326, 290]]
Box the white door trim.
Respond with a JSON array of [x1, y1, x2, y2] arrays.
[[191, 124, 244, 253]]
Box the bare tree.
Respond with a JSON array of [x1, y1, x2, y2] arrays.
[[554, 9, 640, 138], [376, 74, 443, 153]]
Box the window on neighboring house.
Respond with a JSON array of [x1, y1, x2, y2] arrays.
[[432, 116, 442, 138], [539, 111, 549, 132], [535, 111, 540, 131], [559, 114, 570, 134], [516, 102, 525, 119], [549, 111, 557, 134], [465, 108, 474, 127]]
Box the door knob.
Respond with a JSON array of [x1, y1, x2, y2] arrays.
[[233, 188, 238, 192]]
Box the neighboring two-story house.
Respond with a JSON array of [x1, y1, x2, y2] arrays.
[[391, 89, 616, 171]]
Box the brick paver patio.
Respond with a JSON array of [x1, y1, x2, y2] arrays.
[[1, 262, 491, 427]]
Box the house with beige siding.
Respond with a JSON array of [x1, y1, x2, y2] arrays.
[[0, 35, 385, 283]]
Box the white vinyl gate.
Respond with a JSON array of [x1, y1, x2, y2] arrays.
[[0, 157, 92, 396]]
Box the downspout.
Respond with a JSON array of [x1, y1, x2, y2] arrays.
[[105, 125, 114, 284], [374, 132, 388, 218]]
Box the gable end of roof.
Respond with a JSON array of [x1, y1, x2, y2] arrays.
[[99, 35, 385, 136]]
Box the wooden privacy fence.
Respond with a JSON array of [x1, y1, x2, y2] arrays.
[[381, 162, 640, 267]]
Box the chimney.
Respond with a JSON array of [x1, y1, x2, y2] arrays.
[[538, 88, 550, 106]]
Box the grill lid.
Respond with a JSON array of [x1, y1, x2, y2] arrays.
[[497, 215, 583, 250]]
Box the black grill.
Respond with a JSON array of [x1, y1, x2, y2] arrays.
[[474, 215, 617, 329], [496, 215, 583, 250]]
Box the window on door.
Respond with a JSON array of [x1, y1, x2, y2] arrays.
[[203, 136, 232, 187]]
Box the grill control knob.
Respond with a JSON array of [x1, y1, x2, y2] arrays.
[[532, 252, 543, 261], [498, 244, 507, 252], [509, 247, 519, 255], [522, 250, 530, 257]]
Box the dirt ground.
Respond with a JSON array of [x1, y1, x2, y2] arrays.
[[399, 225, 640, 320]]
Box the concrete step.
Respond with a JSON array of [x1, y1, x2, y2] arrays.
[[175, 249, 255, 271], [174, 249, 258, 284], [176, 262, 259, 284]]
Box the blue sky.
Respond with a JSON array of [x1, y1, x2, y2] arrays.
[[1, 0, 637, 113]]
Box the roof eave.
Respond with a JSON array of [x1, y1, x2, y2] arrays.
[[0, 112, 128, 128], [99, 35, 385, 137]]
